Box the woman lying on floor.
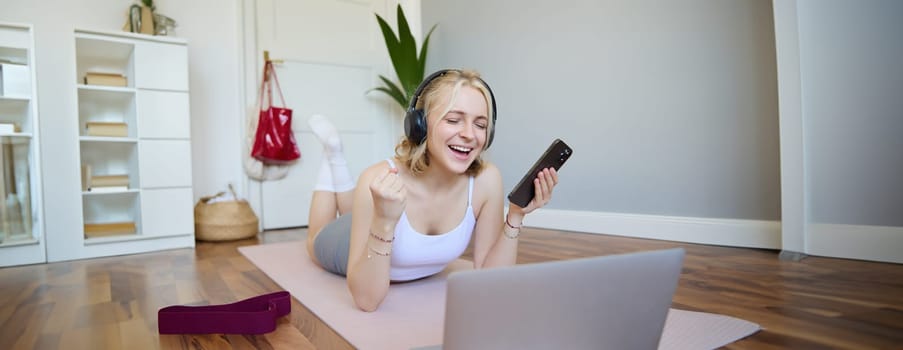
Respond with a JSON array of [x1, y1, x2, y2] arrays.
[[305, 69, 560, 312]]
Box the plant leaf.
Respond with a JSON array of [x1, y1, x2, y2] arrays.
[[375, 13, 403, 77], [368, 86, 407, 108], [393, 5, 419, 99], [417, 24, 439, 84], [373, 4, 437, 109], [377, 75, 407, 104]]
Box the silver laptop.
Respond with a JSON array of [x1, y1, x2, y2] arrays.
[[418, 248, 685, 350]]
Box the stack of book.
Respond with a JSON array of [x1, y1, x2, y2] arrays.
[[0, 60, 30, 97], [84, 221, 137, 238], [84, 72, 127, 87], [90, 174, 130, 192], [82, 165, 130, 192], [85, 121, 128, 137], [0, 123, 19, 134]]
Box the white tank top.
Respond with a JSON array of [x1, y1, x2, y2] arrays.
[[385, 159, 476, 281]]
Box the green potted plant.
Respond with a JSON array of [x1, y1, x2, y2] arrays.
[[371, 4, 437, 109]]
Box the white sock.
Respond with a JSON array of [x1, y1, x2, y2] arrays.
[[330, 159, 354, 192], [313, 157, 335, 192], [308, 114, 343, 162], [309, 115, 354, 192]]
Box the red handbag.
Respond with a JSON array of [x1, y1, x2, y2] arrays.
[[251, 61, 301, 164]]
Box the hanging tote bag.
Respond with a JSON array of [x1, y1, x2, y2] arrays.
[[243, 61, 292, 180], [243, 106, 291, 181], [251, 61, 301, 164]]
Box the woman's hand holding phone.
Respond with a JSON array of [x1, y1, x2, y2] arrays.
[[510, 167, 559, 215], [507, 138, 572, 210]]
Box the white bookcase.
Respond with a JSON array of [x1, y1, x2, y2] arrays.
[[0, 22, 46, 267], [58, 29, 194, 260]]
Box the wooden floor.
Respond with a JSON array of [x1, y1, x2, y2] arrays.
[[1, 228, 902, 349]]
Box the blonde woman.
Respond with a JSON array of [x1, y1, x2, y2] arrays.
[[306, 69, 559, 311]]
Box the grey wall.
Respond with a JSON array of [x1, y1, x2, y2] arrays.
[[798, 0, 903, 227], [422, 0, 781, 220]]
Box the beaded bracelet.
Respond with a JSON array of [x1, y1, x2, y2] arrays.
[[503, 227, 520, 239], [503, 216, 521, 239], [367, 245, 391, 258], [505, 216, 522, 230], [369, 231, 394, 243]]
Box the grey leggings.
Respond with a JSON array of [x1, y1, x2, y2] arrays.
[[313, 214, 353, 276]]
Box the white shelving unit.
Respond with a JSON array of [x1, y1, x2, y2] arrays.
[[0, 22, 46, 267], [53, 29, 194, 261]]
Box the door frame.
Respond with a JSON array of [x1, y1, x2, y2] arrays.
[[238, 0, 421, 230]]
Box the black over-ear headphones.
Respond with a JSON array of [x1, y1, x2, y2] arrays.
[[404, 69, 498, 147]]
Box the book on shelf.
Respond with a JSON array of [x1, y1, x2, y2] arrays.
[[1, 62, 30, 97], [0, 123, 20, 134], [85, 121, 128, 137], [88, 185, 129, 193], [84, 221, 137, 238], [91, 174, 129, 187], [81, 164, 91, 191], [84, 72, 127, 87]]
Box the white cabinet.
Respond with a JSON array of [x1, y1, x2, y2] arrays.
[[134, 41, 190, 91], [137, 90, 190, 138], [57, 29, 194, 260], [141, 188, 194, 237], [0, 22, 46, 267]]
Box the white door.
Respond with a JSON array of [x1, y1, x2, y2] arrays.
[[250, 0, 401, 229]]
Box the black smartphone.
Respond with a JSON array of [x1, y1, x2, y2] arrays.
[[507, 138, 573, 207]]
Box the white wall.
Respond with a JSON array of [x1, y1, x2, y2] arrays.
[[1, 0, 247, 255], [1, 0, 246, 202]]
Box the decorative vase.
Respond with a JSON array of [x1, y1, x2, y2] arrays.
[[139, 5, 155, 35]]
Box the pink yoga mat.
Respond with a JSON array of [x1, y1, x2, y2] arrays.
[[239, 241, 759, 350]]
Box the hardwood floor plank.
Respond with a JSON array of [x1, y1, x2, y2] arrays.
[[7, 301, 53, 350], [262, 321, 317, 350], [58, 324, 121, 350], [118, 317, 157, 350], [31, 332, 60, 350], [0, 228, 901, 349]]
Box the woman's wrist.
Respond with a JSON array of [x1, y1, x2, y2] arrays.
[[505, 210, 524, 229], [503, 211, 524, 239], [367, 243, 391, 258], [366, 232, 393, 258], [502, 225, 520, 239], [369, 230, 394, 243], [369, 218, 396, 242], [367, 219, 396, 258], [505, 216, 522, 230]]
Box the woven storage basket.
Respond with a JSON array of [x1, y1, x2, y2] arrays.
[[194, 186, 260, 241]]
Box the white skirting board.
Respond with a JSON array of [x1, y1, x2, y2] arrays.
[[525, 209, 782, 250], [526, 209, 903, 264], [808, 224, 903, 264]]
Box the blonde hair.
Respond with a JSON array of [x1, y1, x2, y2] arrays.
[[395, 70, 495, 176]]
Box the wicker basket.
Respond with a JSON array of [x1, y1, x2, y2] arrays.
[[194, 186, 260, 241]]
